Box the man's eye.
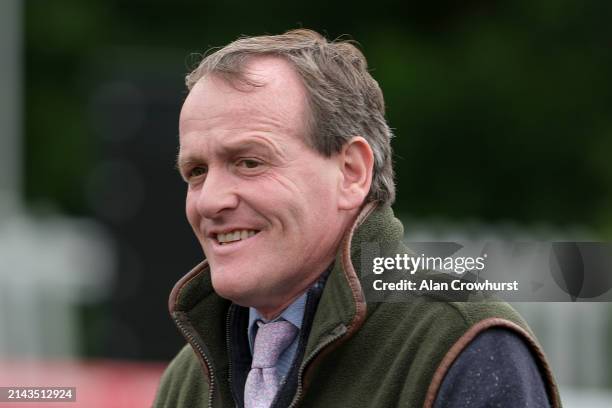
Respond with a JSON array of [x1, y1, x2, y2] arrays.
[[189, 166, 207, 178], [237, 159, 262, 169]]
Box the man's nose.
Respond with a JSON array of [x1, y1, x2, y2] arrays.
[[196, 169, 239, 218]]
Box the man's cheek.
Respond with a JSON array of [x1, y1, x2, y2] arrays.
[[185, 200, 200, 228]]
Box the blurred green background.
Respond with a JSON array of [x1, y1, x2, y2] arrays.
[[3, 0, 612, 405], [25, 0, 612, 230]]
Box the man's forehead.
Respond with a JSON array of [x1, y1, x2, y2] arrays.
[[181, 57, 308, 117], [179, 58, 311, 153], [179, 102, 301, 143]]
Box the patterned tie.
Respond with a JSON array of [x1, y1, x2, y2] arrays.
[[244, 320, 298, 408]]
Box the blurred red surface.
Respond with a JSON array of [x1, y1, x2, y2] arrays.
[[0, 359, 167, 407]]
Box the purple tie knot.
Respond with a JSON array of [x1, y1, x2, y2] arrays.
[[251, 320, 298, 368]]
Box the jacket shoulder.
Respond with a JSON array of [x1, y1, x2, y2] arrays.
[[153, 344, 209, 408]]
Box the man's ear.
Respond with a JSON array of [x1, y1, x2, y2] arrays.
[[337, 136, 374, 210]]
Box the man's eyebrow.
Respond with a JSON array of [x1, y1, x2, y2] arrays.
[[222, 137, 283, 157], [175, 136, 285, 171], [174, 149, 181, 171], [175, 154, 189, 171], [175, 151, 205, 173]]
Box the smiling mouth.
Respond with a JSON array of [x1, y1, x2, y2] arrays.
[[216, 230, 260, 245]]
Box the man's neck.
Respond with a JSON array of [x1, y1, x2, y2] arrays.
[[255, 294, 302, 321]]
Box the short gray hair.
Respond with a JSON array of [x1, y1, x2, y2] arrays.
[[186, 29, 395, 205]]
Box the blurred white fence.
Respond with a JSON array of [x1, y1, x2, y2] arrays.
[[0, 212, 115, 357]]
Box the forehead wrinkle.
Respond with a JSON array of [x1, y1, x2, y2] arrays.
[[180, 104, 303, 142], [180, 107, 300, 160], [224, 103, 303, 136]]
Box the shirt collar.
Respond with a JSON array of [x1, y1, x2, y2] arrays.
[[246, 265, 333, 352], [248, 291, 307, 351]]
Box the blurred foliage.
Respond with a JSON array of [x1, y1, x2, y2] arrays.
[[25, 0, 612, 234]]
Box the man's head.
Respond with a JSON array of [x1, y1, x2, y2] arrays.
[[177, 30, 394, 316], [186, 29, 395, 204]]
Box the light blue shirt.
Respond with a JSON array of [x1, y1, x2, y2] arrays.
[[248, 292, 307, 382]]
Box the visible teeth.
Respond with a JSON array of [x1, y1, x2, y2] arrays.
[[217, 229, 258, 243]]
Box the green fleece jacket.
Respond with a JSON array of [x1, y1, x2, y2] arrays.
[[154, 203, 561, 408]]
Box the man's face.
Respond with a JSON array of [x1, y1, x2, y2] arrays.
[[178, 56, 350, 313]]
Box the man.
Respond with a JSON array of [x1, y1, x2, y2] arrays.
[[155, 29, 561, 407]]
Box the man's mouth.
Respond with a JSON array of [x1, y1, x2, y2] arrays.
[[216, 230, 259, 245]]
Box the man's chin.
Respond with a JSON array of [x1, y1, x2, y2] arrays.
[[210, 273, 256, 304]]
